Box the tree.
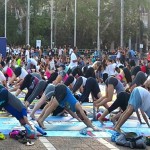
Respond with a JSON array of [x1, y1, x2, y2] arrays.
[[0, 0, 150, 49]]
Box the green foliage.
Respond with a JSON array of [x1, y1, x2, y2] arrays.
[[0, 0, 149, 49]]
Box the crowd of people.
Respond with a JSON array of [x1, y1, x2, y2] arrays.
[[0, 45, 150, 135]]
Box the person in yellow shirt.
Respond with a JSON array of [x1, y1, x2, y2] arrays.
[[16, 55, 21, 67]]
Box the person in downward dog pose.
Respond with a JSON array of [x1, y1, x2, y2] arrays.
[[0, 84, 33, 129], [37, 84, 100, 131], [30, 84, 61, 119], [94, 76, 125, 109], [114, 86, 150, 134], [15, 74, 47, 108], [98, 91, 130, 125]]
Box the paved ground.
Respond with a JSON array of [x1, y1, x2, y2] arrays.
[[0, 136, 150, 150]]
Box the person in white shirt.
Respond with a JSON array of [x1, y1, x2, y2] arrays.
[[0, 71, 7, 87], [58, 46, 63, 57], [25, 49, 30, 62], [69, 47, 78, 69], [26, 57, 38, 71], [49, 57, 55, 70], [116, 49, 121, 59], [6, 46, 10, 55], [9, 67, 28, 92], [107, 59, 116, 76], [69, 47, 73, 55]]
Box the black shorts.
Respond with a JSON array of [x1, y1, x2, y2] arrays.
[[79, 77, 100, 102]]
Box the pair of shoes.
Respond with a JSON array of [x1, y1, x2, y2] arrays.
[[18, 137, 28, 144], [18, 137, 34, 145], [26, 141, 34, 146]]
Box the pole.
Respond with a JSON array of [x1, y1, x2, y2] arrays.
[[26, 0, 30, 45], [97, 0, 100, 52], [129, 35, 131, 50], [4, 0, 7, 38], [120, 0, 124, 48], [74, 0, 77, 47], [51, 0, 54, 49]]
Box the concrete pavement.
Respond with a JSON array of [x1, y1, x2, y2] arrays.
[[1, 136, 150, 150]]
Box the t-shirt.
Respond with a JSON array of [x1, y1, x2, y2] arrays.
[[105, 77, 125, 94], [58, 48, 63, 55], [69, 48, 73, 55], [116, 51, 121, 59], [82, 76, 87, 86], [49, 59, 55, 70], [3, 66, 8, 73], [30, 58, 37, 66], [17, 58, 21, 66], [25, 50, 30, 61], [107, 64, 116, 76], [131, 71, 147, 86], [0, 71, 6, 82], [131, 66, 141, 76], [69, 52, 77, 69], [4, 91, 27, 120], [19, 68, 28, 79], [138, 87, 150, 117], [58, 87, 78, 112], [31, 73, 42, 80], [20, 74, 39, 91]]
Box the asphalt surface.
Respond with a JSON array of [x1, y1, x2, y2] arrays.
[[0, 136, 150, 150]]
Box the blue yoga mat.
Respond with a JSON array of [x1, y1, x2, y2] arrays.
[[1, 116, 150, 137], [45, 116, 92, 122], [45, 131, 111, 138], [82, 102, 93, 106]]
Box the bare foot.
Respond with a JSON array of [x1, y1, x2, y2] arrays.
[[114, 127, 125, 135], [98, 117, 104, 125], [110, 117, 116, 125], [37, 120, 46, 129], [30, 114, 36, 120]]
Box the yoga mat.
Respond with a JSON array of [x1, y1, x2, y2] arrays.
[[45, 115, 93, 122], [1, 117, 150, 137], [45, 116, 78, 122], [45, 131, 111, 138], [82, 103, 93, 106], [44, 122, 87, 131]]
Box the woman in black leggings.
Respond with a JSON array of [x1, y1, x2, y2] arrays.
[[98, 91, 130, 124], [15, 74, 47, 107], [78, 77, 101, 103]]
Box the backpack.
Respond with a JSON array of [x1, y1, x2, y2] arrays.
[[116, 133, 146, 149]]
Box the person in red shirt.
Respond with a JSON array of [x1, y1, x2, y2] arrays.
[[140, 63, 147, 73], [147, 51, 150, 62]]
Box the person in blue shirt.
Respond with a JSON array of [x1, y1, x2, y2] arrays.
[[37, 84, 99, 131], [128, 49, 136, 60], [0, 85, 33, 129]]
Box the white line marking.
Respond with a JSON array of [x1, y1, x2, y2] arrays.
[[39, 137, 56, 150], [97, 138, 120, 150]]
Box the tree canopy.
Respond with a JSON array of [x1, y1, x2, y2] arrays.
[[0, 0, 150, 49]]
